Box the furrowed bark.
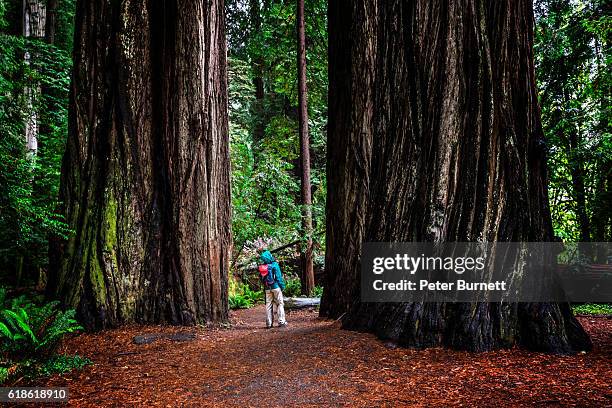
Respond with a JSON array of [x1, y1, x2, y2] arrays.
[[321, 0, 591, 353], [297, 0, 314, 295], [48, 0, 231, 330]]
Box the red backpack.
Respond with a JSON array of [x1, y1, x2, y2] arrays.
[[258, 264, 276, 289]]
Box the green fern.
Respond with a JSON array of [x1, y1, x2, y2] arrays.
[[0, 367, 8, 384], [229, 293, 253, 309], [0, 293, 82, 357], [2, 309, 37, 344], [0, 321, 13, 339], [36, 309, 82, 352], [0, 289, 86, 384]]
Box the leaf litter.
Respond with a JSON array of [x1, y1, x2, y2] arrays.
[[40, 306, 611, 407]]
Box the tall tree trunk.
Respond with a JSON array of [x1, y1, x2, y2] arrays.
[[44, 0, 56, 44], [321, 0, 591, 353], [297, 0, 314, 296], [23, 0, 46, 159], [20, 0, 46, 284], [47, 0, 231, 330], [249, 0, 265, 144]]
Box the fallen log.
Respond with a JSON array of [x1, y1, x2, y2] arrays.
[[284, 297, 320, 309]]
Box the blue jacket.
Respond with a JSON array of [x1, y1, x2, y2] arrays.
[[260, 250, 285, 290]]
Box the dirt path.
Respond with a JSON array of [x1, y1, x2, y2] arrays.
[[45, 306, 611, 407]]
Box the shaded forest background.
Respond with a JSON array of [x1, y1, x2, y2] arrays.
[[0, 0, 609, 287]]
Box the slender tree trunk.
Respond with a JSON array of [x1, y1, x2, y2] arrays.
[[23, 0, 46, 159], [321, 0, 591, 353], [45, 0, 57, 44], [249, 0, 265, 144], [48, 0, 231, 330], [297, 0, 314, 295], [20, 1, 46, 283]]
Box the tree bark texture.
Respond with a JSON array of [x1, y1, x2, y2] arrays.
[[23, 0, 46, 158], [297, 0, 315, 296], [48, 0, 231, 330], [321, 0, 591, 353]]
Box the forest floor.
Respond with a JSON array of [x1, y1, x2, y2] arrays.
[[43, 305, 611, 407]]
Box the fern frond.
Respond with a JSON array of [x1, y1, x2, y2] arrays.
[[0, 322, 13, 339]]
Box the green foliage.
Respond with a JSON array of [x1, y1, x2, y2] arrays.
[[0, 354, 91, 385], [311, 285, 323, 298], [229, 280, 263, 309], [0, 293, 82, 358], [55, 0, 77, 53], [283, 276, 302, 298], [281, 276, 323, 298], [0, 288, 86, 384], [535, 0, 611, 243], [37, 354, 91, 378], [226, 0, 328, 256], [0, 0, 6, 30], [229, 294, 252, 310], [0, 2, 74, 281], [572, 303, 612, 315]]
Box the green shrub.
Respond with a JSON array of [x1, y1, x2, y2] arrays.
[[282, 278, 323, 298], [229, 294, 252, 309], [38, 354, 91, 377], [283, 277, 301, 297], [0, 288, 87, 384], [0, 354, 91, 384], [572, 303, 612, 315], [0, 298, 82, 359], [229, 280, 263, 310], [243, 284, 263, 303]]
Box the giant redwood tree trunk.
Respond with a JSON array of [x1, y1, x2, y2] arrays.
[[321, 0, 591, 353], [47, 0, 231, 329]]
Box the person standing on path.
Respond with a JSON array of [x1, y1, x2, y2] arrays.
[[258, 250, 287, 328]]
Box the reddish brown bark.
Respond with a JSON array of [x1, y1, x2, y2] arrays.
[[321, 0, 591, 353], [48, 0, 231, 329]]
